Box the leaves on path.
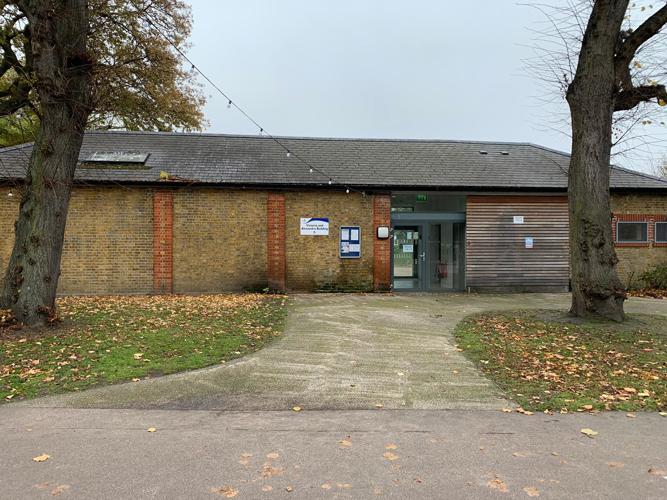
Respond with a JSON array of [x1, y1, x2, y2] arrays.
[[339, 436, 352, 448], [580, 428, 598, 438], [266, 452, 280, 460], [291, 406, 302, 412], [32, 454, 50, 462], [211, 486, 238, 498], [147, 427, 156, 433], [607, 462, 625, 468], [523, 486, 540, 497], [487, 476, 509, 493], [383, 451, 399, 461]]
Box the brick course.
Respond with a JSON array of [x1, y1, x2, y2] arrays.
[[172, 188, 267, 292], [372, 195, 392, 291], [58, 187, 154, 294], [153, 190, 174, 294], [611, 194, 667, 286], [267, 192, 286, 291], [284, 191, 374, 291]]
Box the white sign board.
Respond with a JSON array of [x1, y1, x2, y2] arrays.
[[513, 216, 525, 224], [403, 244, 414, 253], [300, 218, 329, 236], [525, 236, 534, 249]]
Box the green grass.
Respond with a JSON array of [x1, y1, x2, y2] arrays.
[[453, 310, 666, 412], [1, 294, 286, 402]]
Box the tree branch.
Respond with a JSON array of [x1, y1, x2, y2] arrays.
[[614, 84, 667, 111], [617, 3, 667, 63]]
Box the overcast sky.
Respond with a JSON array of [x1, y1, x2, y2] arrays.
[[187, 1, 664, 173]]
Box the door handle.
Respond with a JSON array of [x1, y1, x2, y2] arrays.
[[419, 252, 426, 261]]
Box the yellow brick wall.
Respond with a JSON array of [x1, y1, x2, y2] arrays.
[[611, 193, 667, 287], [59, 187, 154, 294], [172, 188, 268, 292], [0, 186, 153, 295], [0, 186, 21, 290], [285, 191, 374, 291]]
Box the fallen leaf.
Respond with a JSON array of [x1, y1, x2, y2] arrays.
[[626, 413, 636, 419], [512, 451, 530, 458], [132, 378, 140, 382], [501, 408, 513, 413], [292, 406, 302, 412], [321, 483, 332, 490], [261, 465, 285, 478], [383, 451, 399, 461], [607, 462, 625, 468], [211, 486, 239, 498], [581, 405, 593, 411], [660, 412, 667, 417], [339, 438, 352, 448], [133, 353, 143, 360], [581, 428, 598, 438], [375, 403, 384, 408], [261, 485, 273, 492], [523, 486, 540, 497], [385, 444, 398, 450], [648, 468, 667, 476], [285, 486, 293, 492], [266, 452, 280, 460], [147, 427, 156, 433], [32, 454, 50, 462], [487, 477, 509, 493], [51, 484, 70, 496]]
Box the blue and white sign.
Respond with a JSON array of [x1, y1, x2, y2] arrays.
[[340, 226, 361, 259], [300, 217, 329, 236]]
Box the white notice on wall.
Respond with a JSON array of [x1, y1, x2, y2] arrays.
[[349, 244, 360, 253], [350, 228, 359, 240], [513, 216, 525, 224], [403, 244, 414, 253], [341, 228, 350, 240], [525, 237, 534, 249]]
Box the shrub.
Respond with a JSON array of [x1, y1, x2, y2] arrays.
[[639, 263, 667, 289]]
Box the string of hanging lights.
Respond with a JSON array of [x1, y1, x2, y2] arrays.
[[145, 17, 355, 195]]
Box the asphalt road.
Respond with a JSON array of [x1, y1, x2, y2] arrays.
[[1, 406, 665, 499]]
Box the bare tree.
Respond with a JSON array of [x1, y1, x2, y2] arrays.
[[0, 0, 92, 326], [530, 1, 667, 321]]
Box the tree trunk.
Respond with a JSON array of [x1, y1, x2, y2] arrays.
[[566, 0, 627, 322], [1, 0, 92, 326]]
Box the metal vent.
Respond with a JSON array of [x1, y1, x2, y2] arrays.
[[500, 151, 510, 155], [479, 150, 488, 155]]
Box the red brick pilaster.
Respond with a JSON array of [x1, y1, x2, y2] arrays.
[[153, 190, 174, 294], [267, 192, 286, 291], [373, 194, 392, 291]]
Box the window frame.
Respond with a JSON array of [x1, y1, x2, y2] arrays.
[[655, 221, 667, 243], [615, 221, 649, 243]]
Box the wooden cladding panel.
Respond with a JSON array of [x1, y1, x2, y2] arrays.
[[466, 196, 569, 290]]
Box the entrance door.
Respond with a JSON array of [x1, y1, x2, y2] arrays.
[[392, 225, 424, 290], [392, 222, 466, 291]]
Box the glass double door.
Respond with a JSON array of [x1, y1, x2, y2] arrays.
[[392, 222, 465, 291]]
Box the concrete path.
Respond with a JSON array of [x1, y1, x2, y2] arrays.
[[1, 406, 666, 499], [15, 293, 667, 411]]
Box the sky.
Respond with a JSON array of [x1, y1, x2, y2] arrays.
[[187, 0, 664, 174]]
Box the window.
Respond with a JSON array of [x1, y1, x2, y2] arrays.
[[616, 221, 648, 243], [656, 222, 667, 243]]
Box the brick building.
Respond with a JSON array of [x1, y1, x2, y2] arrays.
[[1, 131, 666, 294]]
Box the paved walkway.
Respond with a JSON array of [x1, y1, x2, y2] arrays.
[[1, 407, 666, 499], [16, 294, 667, 411]]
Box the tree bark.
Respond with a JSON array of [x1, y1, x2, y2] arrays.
[[1, 0, 92, 325], [566, 0, 628, 322]]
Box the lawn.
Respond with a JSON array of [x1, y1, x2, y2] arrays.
[[0, 294, 286, 402], [454, 310, 666, 412]]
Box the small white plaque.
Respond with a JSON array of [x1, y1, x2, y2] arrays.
[[525, 237, 534, 249], [513, 216, 525, 224]]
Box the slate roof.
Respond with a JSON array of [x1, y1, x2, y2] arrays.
[[1, 130, 666, 191]]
